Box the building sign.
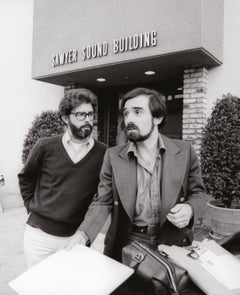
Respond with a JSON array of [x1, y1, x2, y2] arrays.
[[52, 49, 78, 67], [113, 30, 157, 54], [82, 42, 109, 61], [52, 30, 157, 67]]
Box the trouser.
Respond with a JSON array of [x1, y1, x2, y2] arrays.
[[24, 224, 73, 268]]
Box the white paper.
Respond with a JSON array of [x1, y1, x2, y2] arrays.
[[9, 245, 134, 295], [158, 241, 240, 295], [199, 250, 240, 290]]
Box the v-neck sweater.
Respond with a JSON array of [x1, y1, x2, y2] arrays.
[[18, 135, 107, 236]]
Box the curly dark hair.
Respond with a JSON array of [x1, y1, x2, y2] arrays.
[[58, 88, 98, 122]]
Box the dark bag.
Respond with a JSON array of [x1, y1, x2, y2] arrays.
[[122, 241, 190, 295]]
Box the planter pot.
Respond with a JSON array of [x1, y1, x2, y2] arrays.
[[207, 200, 240, 239]]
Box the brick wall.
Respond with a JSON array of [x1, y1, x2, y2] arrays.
[[182, 66, 208, 156]]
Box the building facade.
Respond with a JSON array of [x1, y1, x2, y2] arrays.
[[32, 0, 226, 155], [2, 0, 240, 205]]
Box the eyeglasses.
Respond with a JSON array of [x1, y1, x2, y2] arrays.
[[70, 111, 94, 121]]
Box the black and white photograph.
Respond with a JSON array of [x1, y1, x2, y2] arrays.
[[1, 0, 240, 294]]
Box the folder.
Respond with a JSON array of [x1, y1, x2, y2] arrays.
[[158, 239, 240, 295], [9, 245, 134, 295]]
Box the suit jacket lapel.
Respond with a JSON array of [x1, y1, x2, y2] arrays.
[[112, 144, 137, 222], [111, 137, 188, 225], [160, 136, 188, 226]]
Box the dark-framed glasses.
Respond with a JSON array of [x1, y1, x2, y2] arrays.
[[70, 111, 94, 121]]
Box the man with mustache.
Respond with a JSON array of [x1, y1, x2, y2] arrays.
[[18, 88, 107, 268], [77, 87, 206, 294]]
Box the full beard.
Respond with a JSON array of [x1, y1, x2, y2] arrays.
[[69, 121, 93, 140], [124, 122, 154, 142]]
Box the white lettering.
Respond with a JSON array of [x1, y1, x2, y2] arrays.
[[81, 42, 109, 60], [59, 52, 65, 65], [113, 39, 119, 53], [113, 30, 157, 54], [97, 43, 102, 56], [119, 38, 125, 53], [129, 36, 134, 51], [139, 33, 144, 48], [91, 45, 97, 58], [52, 54, 57, 67], [68, 51, 72, 63], [102, 42, 108, 56], [143, 32, 150, 47], [133, 34, 139, 50], [82, 47, 86, 60], [72, 49, 78, 62], [64, 51, 69, 63], [52, 49, 78, 66], [51, 30, 157, 65], [86, 46, 91, 59], [151, 30, 157, 46], [125, 37, 128, 51]]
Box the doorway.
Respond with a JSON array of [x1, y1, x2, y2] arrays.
[[96, 80, 183, 146]]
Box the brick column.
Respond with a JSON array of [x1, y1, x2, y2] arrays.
[[182, 66, 208, 156]]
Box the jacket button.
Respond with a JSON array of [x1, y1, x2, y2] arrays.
[[114, 201, 119, 206], [180, 197, 185, 202], [182, 238, 187, 244]]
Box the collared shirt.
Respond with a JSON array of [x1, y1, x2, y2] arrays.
[[62, 131, 94, 164], [128, 135, 166, 226]]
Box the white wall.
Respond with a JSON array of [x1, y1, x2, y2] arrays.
[[0, 0, 63, 201], [207, 0, 240, 117]]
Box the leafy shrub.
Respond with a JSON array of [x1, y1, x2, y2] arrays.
[[22, 110, 65, 164], [200, 94, 240, 208]]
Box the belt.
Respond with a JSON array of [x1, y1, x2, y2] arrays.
[[132, 224, 161, 235]]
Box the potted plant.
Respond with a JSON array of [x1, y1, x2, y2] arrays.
[[22, 110, 65, 164], [200, 94, 240, 238]]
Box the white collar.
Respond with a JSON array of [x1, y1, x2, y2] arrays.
[[62, 131, 93, 147]]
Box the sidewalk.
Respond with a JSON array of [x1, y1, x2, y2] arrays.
[[0, 206, 212, 295], [0, 207, 27, 295]]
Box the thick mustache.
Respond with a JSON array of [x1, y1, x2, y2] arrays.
[[125, 123, 138, 131], [81, 123, 92, 129]]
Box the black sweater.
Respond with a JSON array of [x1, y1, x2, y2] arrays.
[[18, 135, 107, 236]]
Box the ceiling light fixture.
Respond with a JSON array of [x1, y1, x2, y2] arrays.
[[144, 70, 156, 76], [96, 77, 106, 82]]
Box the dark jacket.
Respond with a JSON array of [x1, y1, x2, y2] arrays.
[[80, 135, 206, 261]]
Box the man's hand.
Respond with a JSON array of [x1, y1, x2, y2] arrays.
[[65, 231, 89, 250], [166, 204, 193, 228]]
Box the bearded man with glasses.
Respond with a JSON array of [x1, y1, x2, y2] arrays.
[[18, 88, 108, 268]]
